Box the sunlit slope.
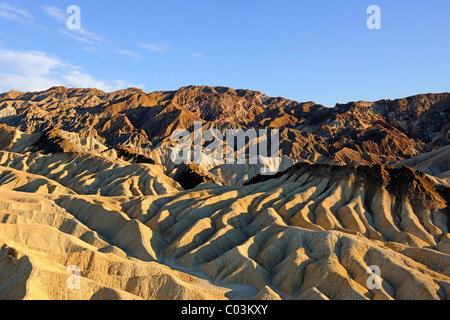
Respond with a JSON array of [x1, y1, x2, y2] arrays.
[[0, 162, 448, 300]]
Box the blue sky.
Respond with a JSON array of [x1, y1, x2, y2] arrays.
[[0, 0, 449, 107]]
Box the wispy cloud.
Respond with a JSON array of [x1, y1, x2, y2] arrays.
[[59, 28, 102, 44], [192, 53, 207, 59], [0, 49, 141, 92], [42, 5, 102, 44], [139, 43, 170, 53], [0, 2, 33, 24], [117, 49, 143, 62], [83, 46, 98, 53], [42, 5, 65, 23]]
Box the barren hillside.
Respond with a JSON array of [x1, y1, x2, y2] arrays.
[[0, 87, 448, 300]]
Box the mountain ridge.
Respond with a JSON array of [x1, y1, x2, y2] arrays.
[[0, 85, 449, 300]]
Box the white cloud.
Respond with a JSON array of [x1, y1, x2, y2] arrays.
[[42, 6, 65, 23], [0, 50, 60, 75], [83, 46, 98, 53], [59, 26, 102, 44], [0, 49, 141, 92], [43, 5, 102, 44], [118, 49, 138, 56], [117, 49, 142, 61], [60, 29, 99, 44], [139, 43, 170, 53], [0, 2, 33, 24], [76, 28, 102, 41], [192, 53, 207, 59]]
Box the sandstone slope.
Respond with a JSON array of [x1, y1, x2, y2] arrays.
[[0, 86, 449, 301], [0, 161, 448, 300]]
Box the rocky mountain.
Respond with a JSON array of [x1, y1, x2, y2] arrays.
[[0, 86, 448, 300], [1, 85, 448, 186], [0, 83, 446, 192], [395, 144, 450, 186]]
